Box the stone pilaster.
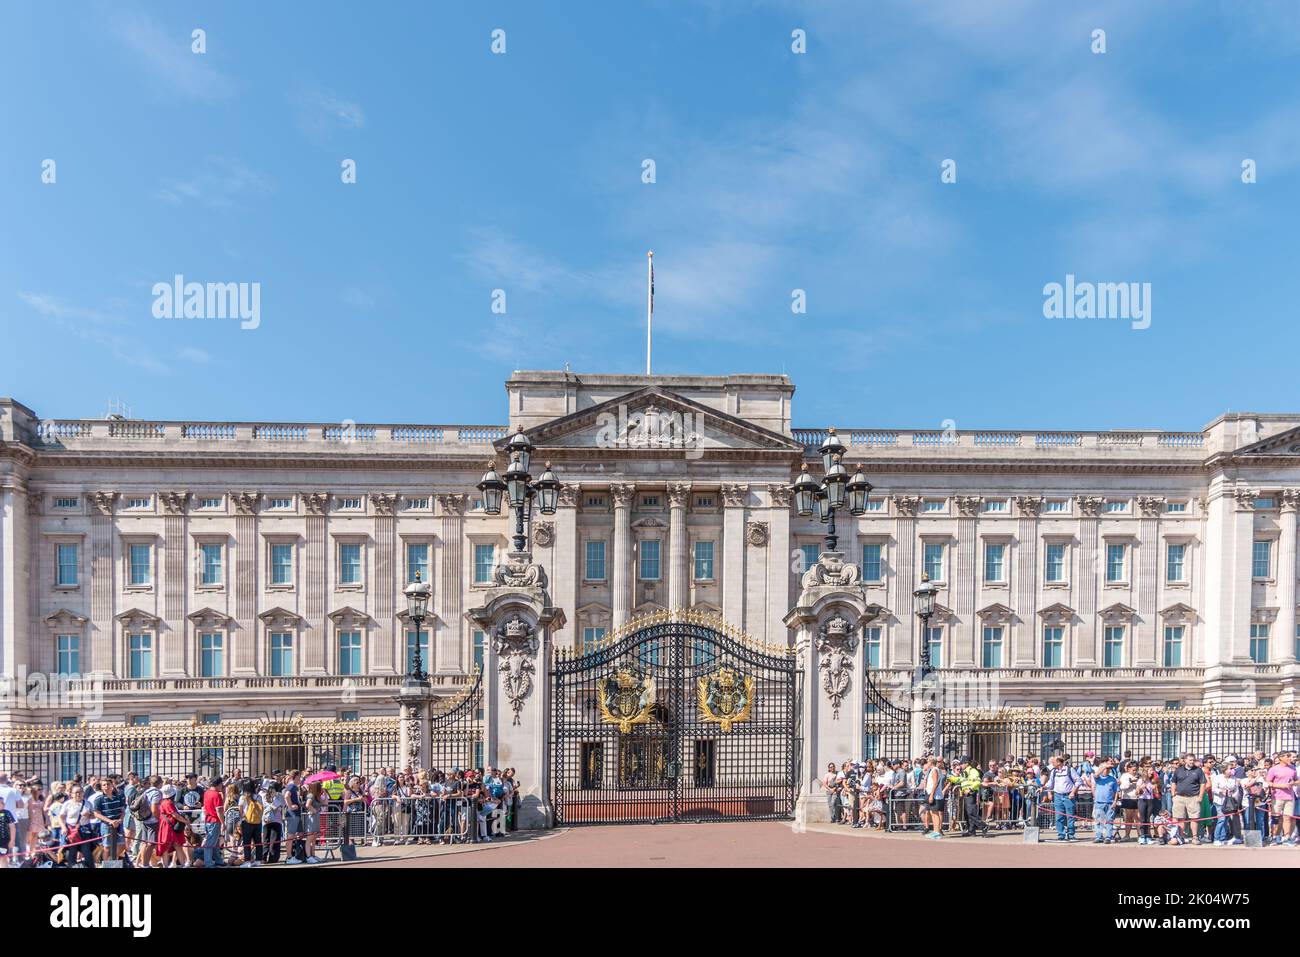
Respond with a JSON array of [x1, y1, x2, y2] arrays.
[[160, 492, 188, 675], [302, 492, 329, 674], [610, 483, 635, 627], [767, 484, 792, 646], [553, 487, 579, 648], [89, 492, 117, 674], [1075, 495, 1103, 665], [1278, 490, 1298, 665], [0, 469, 32, 680], [722, 484, 748, 627], [231, 492, 259, 673], [667, 483, 691, 610], [1012, 496, 1042, 666], [891, 495, 920, 668], [1134, 496, 1163, 666], [436, 494, 468, 672], [952, 496, 982, 666], [372, 493, 397, 673]]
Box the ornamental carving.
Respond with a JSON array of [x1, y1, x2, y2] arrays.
[[159, 491, 189, 515], [609, 484, 636, 508], [955, 496, 984, 517], [816, 614, 858, 719], [493, 615, 539, 725], [26, 494, 41, 516], [230, 492, 260, 515], [800, 551, 859, 590], [302, 492, 329, 515], [400, 703, 422, 769], [1233, 488, 1260, 512], [371, 493, 397, 516], [697, 667, 753, 732], [891, 495, 922, 518], [1075, 495, 1105, 518], [558, 486, 580, 508], [90, 491, 118, 516], [1280, 489, 1300, 512], [436, 494, 468, 516], [532, 521, 555, 547], [1137, 496, 1165, 518], [1014, 496, 1044, 518], [492, 553, 548, 589], [722, 484, 749, 508], [667, 483, 693, 507], [746, 521, 769, 547], [768, 483, 793, 508]]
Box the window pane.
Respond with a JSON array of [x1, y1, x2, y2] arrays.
[[982, 626, 1002, 668], [339, 543, 361, 584], [1042, 626, 1063, 668], [1106, 544, 1125, 582], [585, 540, 607, 580], [270, 633, 293, 676], [129, 634, 153, 678], [201, 544, 223, 585], [1253, 541, 1271, 578], [639, 540, 661, 580], [405, 630, 429, 674], [1044, 543, 1065, 582], [861, 544, 882, 582], [1103, 626, 1123, 668], [271, 543, 293, 585], [339, 631, 362, 675], [694, 541, 715, 579], [864, 627, 881, 669], [129, 544, 151, 585], [923, 543, 943, 581], [984, 544, 1004, 582], [474, 544, 495, 583], [57, 635, 80, 676], [1166, 544, 1185, 582], [406, 543, 430, 583], [57, 544, 79, 586], [1163, 626, 1183, 667], [200, 633, 224, 677]]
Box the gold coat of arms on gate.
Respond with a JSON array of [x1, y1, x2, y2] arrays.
[[598, 668, 656, 733], [697, 667, 753, 732]]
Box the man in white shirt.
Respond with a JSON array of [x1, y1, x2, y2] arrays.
[[0, 775, 23, 837]]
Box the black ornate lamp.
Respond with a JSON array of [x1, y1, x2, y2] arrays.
[[913, 574, 939, 677], [403, 571, 432, 683], [800, 431, 870, 553], [477, 428, 563, 554]]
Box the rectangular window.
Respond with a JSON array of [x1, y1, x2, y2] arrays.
[[1165, 501, 1187, 513], [58, 717, 80, 779], [863, 499, 883, 512], [473, 544, 495, 583], [404, 497, 429, 511], [922, 500, 945, 512], [1105, 544, 1126, 582], [339, 631, 362, 675], [1042, 626, 1063, 668], [200, 543, 223, 586], [56, 544, 79, 586], [801, 543, 820, 574], [1044, 543, 1065, 583], [864, 627, 882, 669], [337, 497, 363, 510], [200, 633, 224, 677], [1104, 501, 1126, 513], [585, 540, 607, 581], [640, 495, 660, 508], [474, 629, 486, 669], [584, 495, 607, 508], [54, 497, 79, 509], [198, 496, 224, 509], [405, 630, 429, 674], [271, 543, 293, 585], [983, 543, 1006, 583], [1166, 543, 1186, 582], [1164, 700, 1182, 711], [56, 635, 80, 676], [1103, 626, 1124, 668], [639, 540, 661, 581], [128, 543, 152, 585], [1163, 625, 1184, 667], [201, 713, 220, 724], [406, 543, 430, 584], [1104, 700, 1121, 712], [926, 626, 943, 669], [129, 633, 153, 678], [983, 500, 1007, 513], [270, 632, 293, 676], [267, 497, 292, 510], [338, 542, 362, 584], [1252, 540, 1272, 579], [981, 626, 1003, 668], [125, 496, 150, 510], [923, 543, 944, 581], [1044, 702, 1060, 712], [581, 626, 606, 655], [1043, 500, 1067, 513], [861, 543, 883, 582], [1250, 624, 1269, 664], [694, 540, 715, 580], [1254, 497, 1276, 510], [694, 494, 715, 508]]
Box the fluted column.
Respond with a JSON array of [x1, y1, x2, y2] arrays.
[[1278, 490, 1298, 662], [1012, 496, 1042, 666], [302, 492, 329, 674], [160, 492, 188, 675], [667, 483, 691, 610], [1075, 496, 1103, 665], [952, 496, 982, 666], [372, 494, 397, 673], [610, 484, 635, 627], [0, 473, 32, 679], [554, 486, 579, 648], [767, 483, 792, 645], [231, 492, 259, 673], [722, 484, 748, 627], [89, 492, 117, 674], [436, 494, 467, 672], [892, 496, 920, 668], [1135, 496, 1163, 666]]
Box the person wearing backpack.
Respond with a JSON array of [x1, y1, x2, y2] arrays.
[[237, 779, 264, 866], [1044, 755, 1081, 842], [132, 776, 162, 868]]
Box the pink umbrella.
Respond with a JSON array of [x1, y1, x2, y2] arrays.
[[304, 770, 340, 784]]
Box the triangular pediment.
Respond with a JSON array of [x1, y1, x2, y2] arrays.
[[977, 602, 1015, 624], [258, 606, 302, 630], [1159, 602, 1197, 624], [116, 607, 161, 629], [328, 606, 372, 628], [1037, 602, 1076, 624], [45, 608, 88, 628], [1099, 602, 1138, 623], [1234, 424, 1300, 457], [501, 387, 804, 455], [188, 607, 233, 629]]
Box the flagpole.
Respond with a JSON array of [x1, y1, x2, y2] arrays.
[[646, 250, 653, 376]]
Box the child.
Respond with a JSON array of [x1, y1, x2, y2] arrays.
[[1153, 808, 1182, 846]]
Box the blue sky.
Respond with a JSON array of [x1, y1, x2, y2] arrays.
[[3, 0, 1299, 430]]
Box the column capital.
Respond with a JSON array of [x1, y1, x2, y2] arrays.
[[1136, 495, 1165, 518], [1075, 495, 1105, 517], [1014, 495, 1044, 518], [609, 483, 636, 508], [89, 491, 118, 516], [667, 483, 692, 507], [892, 494, 921, 517], [722, 483, 749, 507], [371, 492, 398, 516], [954, 495, 983, 517], [159, 491, 189, 515], [1280, 489, 1300, 513], [230, 491, 260, 515]]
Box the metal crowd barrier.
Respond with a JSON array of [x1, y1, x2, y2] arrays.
[[365, 796, 477, 845], [885, 792, 929, 831], [1035, 792, 1096, 831]]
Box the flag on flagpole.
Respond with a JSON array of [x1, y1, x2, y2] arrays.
[[646, 250, 654, 375]]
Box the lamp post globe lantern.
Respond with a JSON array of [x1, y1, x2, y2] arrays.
[[846, 464, 872, 516], [403, 572, 432, 682], [824, 454, 848, 509], [913, 574, 939, 677], [818, 427, 847, 474], [534, 462, 560, 515], [476, 461, 506, 515], [506, 424, 535, 475], [487, 428, 563, 554], [503, 452, 530, 509], [792, 463, 819, 517]]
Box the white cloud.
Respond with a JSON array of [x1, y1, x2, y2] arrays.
[[112, 13, 235, 102]]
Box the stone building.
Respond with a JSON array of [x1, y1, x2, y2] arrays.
[[2, 369, 1299, 732]]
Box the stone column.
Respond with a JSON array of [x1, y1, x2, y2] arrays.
[[952, 496, 982, 666], [160, 492, 188, 675], [1012, 496, 1042, 666], [467, 568, 566, 829], [89, 492, 117, 675], [1075, 496, 1103, 665], [436, 494, 467, 673], [0, 468, 32, 681], [722, 484, 748, 626], [372, 493, 397, 673], [396, 681, 433, 770], [667, 483, 691, 610], [1134, 496, 1163, 666], [231, 492, 260, 673], [891, 496, 920, 668], [302, 492, 329, 674], [767, 484, 793, 646], [553, 487, 579, 648], [785, 552, 871, 825], [610, 483, 635, 627], [1277, 491, 1298, 663]]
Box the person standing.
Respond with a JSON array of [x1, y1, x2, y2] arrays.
[[1169, 752, 1208, 845], [91, 777, 125, 864], [261, 782, 285, 864], [237, 780, 264, 866], [1043, 755, 1081, 842], [947, 758, 986, 837], [1211, 757, 1244, 846], [200, 776, 225, 868], [1091, 760, 1120, 844], [922, 757, 946, 839], [1265, 751, 1297, 845]]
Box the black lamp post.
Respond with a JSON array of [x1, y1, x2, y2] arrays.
[[793, 429, 873, 552], [403, 572, 432, 684], [913, 574, 939, 679], [477, 426, 561, 553]]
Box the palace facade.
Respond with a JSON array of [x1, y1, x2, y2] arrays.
[[2, 370, 1299, 730]]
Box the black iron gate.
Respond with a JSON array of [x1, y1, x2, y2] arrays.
[[551, 616, 802, 825]]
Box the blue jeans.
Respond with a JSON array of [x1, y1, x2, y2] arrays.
[[202, 821, 221, 867], [1052, 793, 1076, 840], [1093, 802, 1115, 841]]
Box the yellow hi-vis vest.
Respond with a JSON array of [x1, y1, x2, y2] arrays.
[[322, 778, 345, 801], [947, 766, 981, 794]]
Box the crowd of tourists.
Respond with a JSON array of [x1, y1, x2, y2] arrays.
[[0, 764, 520, 868], [823, 750, 1299, 845]]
